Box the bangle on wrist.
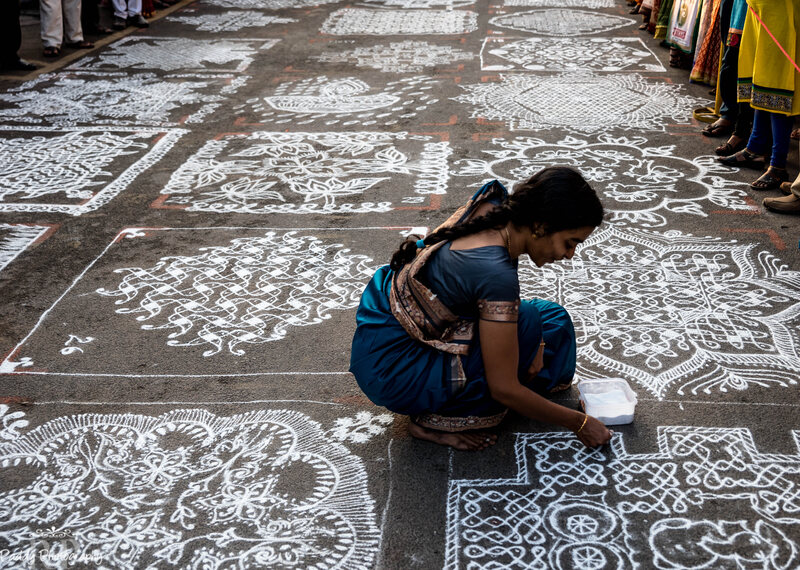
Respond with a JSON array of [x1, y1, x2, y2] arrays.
[[576, 413, 588, 435]]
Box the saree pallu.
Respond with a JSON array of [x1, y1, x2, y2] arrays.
[[737, 0, 799, 115], [690, 0, 722, 85], [668, 0, 704, 53], [350, 266, 576, 431], [655, 0, 675, 38]]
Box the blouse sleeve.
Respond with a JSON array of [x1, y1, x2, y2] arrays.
[[471, 255, 520, 323]]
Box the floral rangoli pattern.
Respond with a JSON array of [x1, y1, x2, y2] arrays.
[[160, 131, 449, 213], [0, 408, 381, 568], [451, 135, 751, 227]]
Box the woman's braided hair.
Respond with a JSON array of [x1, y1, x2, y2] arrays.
[[390, 166, 603, 271]]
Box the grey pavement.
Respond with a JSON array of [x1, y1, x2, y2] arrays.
[[1, 0, 800, 568]]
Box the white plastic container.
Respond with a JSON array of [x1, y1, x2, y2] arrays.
[[577, 378, 638, 425]]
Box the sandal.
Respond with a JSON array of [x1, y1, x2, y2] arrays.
[[792, 128, 800, 140], [701, 120, 733, 137], [65, 40, 94, 49], [718, 148, 767, 170], [715, 137, 746, 156], [43, 46, 60, 57], [750, 168, 788, 191]]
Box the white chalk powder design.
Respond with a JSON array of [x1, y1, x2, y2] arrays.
[[95, 231, 376, 357], [241, 75, 439, 126], [0, 224, 49, 274], [328, 411, 394, 444], [503, 0, 614, 6], [446, 428, 800, 568], [204, 0, 339, 8], [170, 11, 297, 32], [68, 37, 279, 73], [0, 405, 28, 442], [0, 408, 381, 568], [489, 8, 635, 35], [0, 72, 237, 127], [0, 127, 185, 216], [517, 227, 800, 399], [321, 8, 479, 35], [451, 135, 750, 227], [313, 40, 475, 73], [361, 0, 475, 7], [160, 131, 449, 213], [481, 37, 665, 72], [453, 73, 707, 133]]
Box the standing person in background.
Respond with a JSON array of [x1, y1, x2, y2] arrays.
[[704, 0, 752, 156], [764, 172, 800, 215], [111, 0, 149, 29], [40, 0, 94, 57], [720, 0, 798, 190], [81, 0, 112, 34], [1, 0, 38, 71]]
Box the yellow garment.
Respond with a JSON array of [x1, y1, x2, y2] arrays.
[[737, 0, 799, 115]]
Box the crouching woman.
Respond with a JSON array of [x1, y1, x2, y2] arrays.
[[349, 167, 613, 450]]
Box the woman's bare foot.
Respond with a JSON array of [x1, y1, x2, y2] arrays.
[[408, 421, 497, 451]]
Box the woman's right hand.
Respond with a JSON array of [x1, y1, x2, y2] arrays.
[[574, 414, 613, 448]]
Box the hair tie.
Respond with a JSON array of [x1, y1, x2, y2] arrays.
[[416, 239, 426, 249]]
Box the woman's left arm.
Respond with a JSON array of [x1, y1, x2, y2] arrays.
[[479, 318, 612, 447]]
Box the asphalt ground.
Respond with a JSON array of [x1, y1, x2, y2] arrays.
[[1, 0, 800, 568]]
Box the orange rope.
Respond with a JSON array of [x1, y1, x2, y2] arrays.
[[748, 5, 800, 74]]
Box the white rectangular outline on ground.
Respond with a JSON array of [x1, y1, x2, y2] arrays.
[[0, 126, 186, 215], [0, 226, 428, 378], [479, 36, 666, 72]]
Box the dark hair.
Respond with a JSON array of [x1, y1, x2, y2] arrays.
[[390, 167, 603, 271]]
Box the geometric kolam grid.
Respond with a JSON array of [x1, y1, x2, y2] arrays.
[[479, 37, 666, 72], [0, 227, 440, 376], [446, 428, 800, 568]]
